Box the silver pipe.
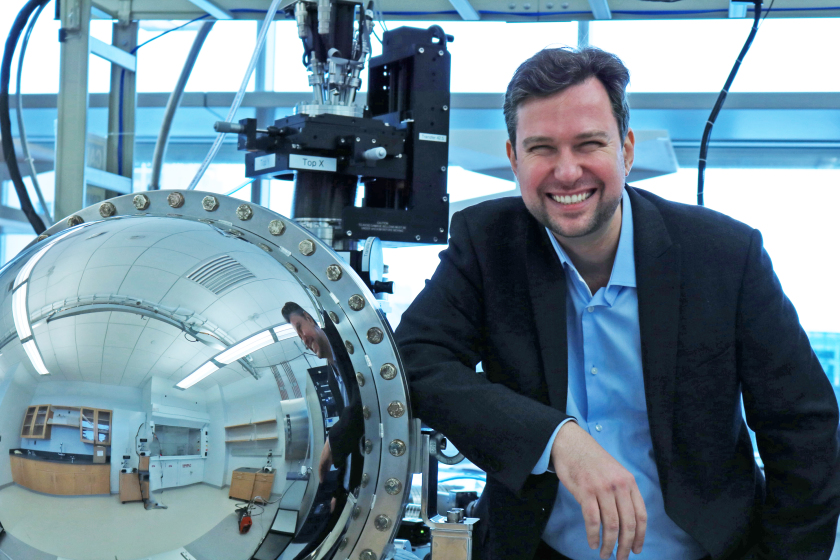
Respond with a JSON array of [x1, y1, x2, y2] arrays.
[[150, 21, 214, 190]]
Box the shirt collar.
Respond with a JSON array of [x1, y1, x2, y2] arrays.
[[546, 187, 636, 289]]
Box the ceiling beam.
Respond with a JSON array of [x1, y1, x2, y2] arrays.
[[448, 0, 480, 21], [587, 0, 612, 20], [185, 0, 233, 20]]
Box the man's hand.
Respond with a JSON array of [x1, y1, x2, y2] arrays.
[[318, 438, 333, 483], [551, 422, 647, 560]]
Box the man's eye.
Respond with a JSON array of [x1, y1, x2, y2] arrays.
[[528, 145, 553, 153]]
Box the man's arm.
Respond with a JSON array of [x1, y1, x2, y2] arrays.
[[737, 229, 840, 558]]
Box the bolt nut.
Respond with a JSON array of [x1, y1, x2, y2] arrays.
[[360, 551, 377, 560], [327, 264, 343, 281], [361, 473, 369, 488], [362, 406, 371, 420], [418, 47, 425, 53], [308, 285, 320, 297], [374, 514, 391, 531], [329, 311, 340, 324], [356, 372, 365, 387], [299, 239, 316, 256], [268, 220, 286, 236], [167, 192, 185, 208], [348, 294, 365, 311], [441, 166, 447, 172], [133, 194, 150, 210], [364, 439, 373, 454], [415, 235, 421, 241], [447, 508, 466, 523], [99, 202, 116, 218], [442, 196, 448, 202], [345, 340, 354, 354], [283, 262, 298, 273], [338, 537, 349, 550], [387, 401, 405, 418], [236, 204, 253, 221], [380, 363, 397, 380], [438, 50, 444, 56], [67, 215, 84, 226], [202, 196, 219, 211], [389, 439, 406, 457], [433, 237, 438, 242], [367, 327, 383, 344], [442, 104, 448, 111], [439, 227, 445, 233], [352, 505, 361, 519], [346, 230, 353, 237], [384, 478, 402, 495]]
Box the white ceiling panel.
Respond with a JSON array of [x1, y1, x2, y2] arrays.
[[85, 245, 148, 269], [45, 324, 76, 348], [108, 311, 146, 326], [76, 345, 104, 363], [133, 247, 200, 277], [157, 278, 220, 316], [152, 232, 226, 261], [77, 266, 132, 297], [104, 323, 144, 348], [117, 266, 180, 302], [74, 312, 112, 324]]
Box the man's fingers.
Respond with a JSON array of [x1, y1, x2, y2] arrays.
[[630, 487, 648, 554], [597, 493, 620, 560], [581, 497, 602, 550], [614, 490, 638, 560]]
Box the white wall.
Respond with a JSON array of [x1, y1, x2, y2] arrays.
[[0, 364, 38, 486], [109, 410, 145, 492], [203, 384, 227, 488]]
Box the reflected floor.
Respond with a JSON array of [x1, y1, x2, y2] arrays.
[[0, 483, 277, 560]]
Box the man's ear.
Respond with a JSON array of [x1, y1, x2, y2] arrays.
[[622, 128, 635, 177], [506, 139, 518, 177]]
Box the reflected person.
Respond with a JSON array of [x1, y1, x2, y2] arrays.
[[281, 302, 363, 492], [394, 47, 840, 560]]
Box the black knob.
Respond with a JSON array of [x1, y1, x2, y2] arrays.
[[372, 281, 394, 294]]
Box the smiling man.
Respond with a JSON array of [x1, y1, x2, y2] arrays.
[[394, 47, 840, 560]]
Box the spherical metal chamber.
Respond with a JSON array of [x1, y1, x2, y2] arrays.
[[0, 191, 413, 560]]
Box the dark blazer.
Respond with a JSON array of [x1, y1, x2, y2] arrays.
[[394, 187, 840, 560]]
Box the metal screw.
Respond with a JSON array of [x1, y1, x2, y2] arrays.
[[327, 264, 343, 281], [99, 202, 116, 218], [441, 166, 447, 172], [362, 406, 371, 420], [167, 192, 185, 208], [283, 262, 298, 273], [349, 294, 365, 311], [562, 2, 569, 7], [67, 215, 83, 226], [380, 363, 397, 380], [259, 243, 272, 253], [415, 235, 421, 241], [523, 2, 531, 8], [37, 234, 48, 242], [442, 196, 448, 202], [389, 439, 406, 457], [340, 138, 346, 144], [374, 514, 391, 531], [364, 439, 373, 454], [361, 473, 369, 487], [356, 372, 366, 387], [356, 137, 361, 142], [269, 220, 286, 236], [367, 327, 383, 344], [546, 1, 554, 7], [439, 227, 445, 233], [509, 2, 516, 8], [202, 196, 219, 211], [329, 311, 340, 324], [299, 239, 316, 256], [352, 505, 361, 519], [345, 340, 354, 354], [433, 237, 438, 242], [133, 194, 150, 210], [236, 204, 253, 221], [360, 551, 377, 560], [371, 139, 376, 143], [442, 104, 448, 111], [387, 401, 405, 418], [338, 537, 349, 550], [418, 47, 424, 53], [309, 285, 320, 297], [384, 478, 402, 495], [438, 50, 444, 56], [346, 230, 353, 237]]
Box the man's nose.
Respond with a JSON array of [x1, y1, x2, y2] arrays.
[[552, 151, 583, 185]]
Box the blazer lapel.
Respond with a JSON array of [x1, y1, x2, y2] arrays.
[[628, 187, 681, 486], [526, 219, 569, 412]]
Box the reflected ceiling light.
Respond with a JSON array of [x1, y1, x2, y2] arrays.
[[22, 340, 49, 375], [176, 361, 219, 389], [273, 324, 296, 340], [215, 329, 274, 365], [14, 230, 75, 290], [12, 286, 31, 340]]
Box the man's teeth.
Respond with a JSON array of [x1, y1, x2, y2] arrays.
[[550, 191, 592, 205]]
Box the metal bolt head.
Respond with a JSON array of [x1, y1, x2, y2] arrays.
[[523, 2, 531, 8], [371, 138, 376, 143], [562, 2, 569, 7], [133, 194, 150, 210], [442, 196, 448, 202], [509, 2, 516, 8], [389, 439, 406, 457], [338, 537, 348, 550], [329, 311, 340, 324], [433, 237, 438, 242], [167, 192, 185, 208], [387, 401, 405, 418], [364, 439, 373, 454], [362, 406, 371, 420], [361, 473, 369, 488], [236, 204, 253, 221], [345, 340, 354, 354], [441, 166, 447, 172], [367, 327, 383, 344], [418, 47, 425, 53], [442, 104, 448, 111], [380, 363, 397, 380], [374, 514, 391, 531], [299, 239, 316, 256], [352, 505, 361, 519], [360, 551, 377, 560], [283, 262, 298, 273], [356, 372, 365, 387], [37, 234, 48, 242], [384, 477, 402, 495], [67, 215, 84, 226], [309, 285, 320, 297], [268, 219, 286, 236], [202, 196, 219, 211], [439, 227, 445, 233], [415, 235, 421, 241], [438, 50, 444, 56], [326, 264, 343, 281], [348, 294, 365, 311], [356, 137, 361, 142], [346, 230, 353, 237], [99, 202, 116, 218], [259, 243, 272, 253], [447, 508, 466, 523], [546, 1, 554, 7]]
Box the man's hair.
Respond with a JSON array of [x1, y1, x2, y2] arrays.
[[281, 301, 308, 323], [503, 46, 631, 152]]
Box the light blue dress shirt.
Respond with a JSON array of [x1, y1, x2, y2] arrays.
[[533, 189, 706, 560]]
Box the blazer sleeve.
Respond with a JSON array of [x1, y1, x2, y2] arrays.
[[737, 229, 840, 559], [394, 210, 571, 495]]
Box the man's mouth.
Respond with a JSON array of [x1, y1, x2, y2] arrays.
[[548, 190, 594, 205]]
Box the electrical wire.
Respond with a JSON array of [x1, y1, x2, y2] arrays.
[[0, 0, 50, 234], [696, 0, 764, 207], [14, 1, 52, 226]]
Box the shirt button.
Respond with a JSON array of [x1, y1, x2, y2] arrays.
[[587, 306, 594, 313], [595, 424, 603, 432], [590, 367, 597, 375]]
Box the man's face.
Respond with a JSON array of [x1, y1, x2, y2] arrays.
[[507, 77, 634, 245], [289, 312, 330, 360]]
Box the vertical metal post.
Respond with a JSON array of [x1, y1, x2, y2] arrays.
[[54, 0, 91, 222], [252, 20, 276, 207], [107, 22, 139, 180], [578, 20, 590, 48]]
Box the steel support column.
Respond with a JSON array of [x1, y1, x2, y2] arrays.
[[252, 20, 275, 207], [107, 22, 139, 181]]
